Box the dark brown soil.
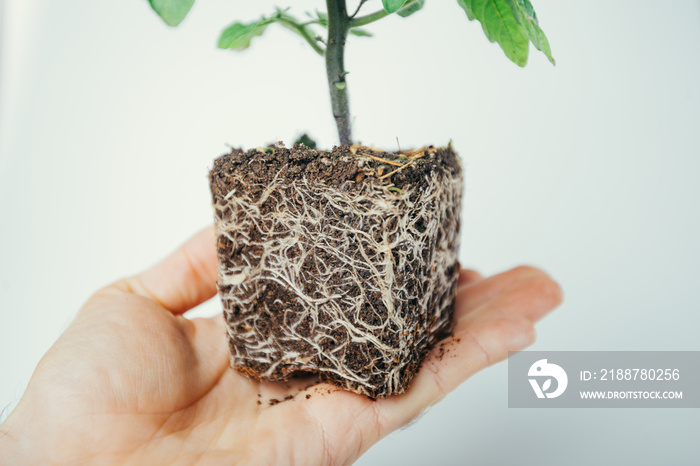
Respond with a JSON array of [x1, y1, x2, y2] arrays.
[[209, 143, 462, 398], [210, 143, 460, 201]]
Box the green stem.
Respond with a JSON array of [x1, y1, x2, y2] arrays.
[[350, 0, 420, 28], [325, 0, 352, 145], [349, 8, 389, 28], [350, 0, 370, 18], [277, 17, 325, 56]]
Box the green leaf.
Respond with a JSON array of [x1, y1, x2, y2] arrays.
[[456, 0, 477, 20], [148, 0, 195, 27], [382, 0, 409, 14], [313, 10, 328, 26], [456, 0, 530, 66], [294, 133, 317, 149], [398, 0, 425, 18], [218, 19, 272, 51], [220, 11, 326, 56], [349, 28, 373, 37], [512, 0, 555, 65]]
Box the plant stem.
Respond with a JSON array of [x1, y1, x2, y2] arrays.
[[350, 0, 370, 19], [350, 0, 420, 28], [278, 17, 325, 56], [325, 0, 352, 145], [349, 8, 389, 28]]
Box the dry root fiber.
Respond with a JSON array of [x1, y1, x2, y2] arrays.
[[209, 143, 463, 398]]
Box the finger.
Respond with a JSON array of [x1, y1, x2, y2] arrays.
[[455, 265, 555, 315], [376, 266, 562, 432], [190, 315, 231, 382], [457, 268, 483, 287], [116, 226, 218, 314], [459, 267, 563, 327]]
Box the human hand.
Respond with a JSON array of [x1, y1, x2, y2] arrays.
[[0, 227, 562, 465]]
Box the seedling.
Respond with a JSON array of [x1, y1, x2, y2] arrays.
[[147, 0, 554, 398]]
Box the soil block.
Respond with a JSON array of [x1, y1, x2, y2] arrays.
[[209, 143, 463, 398]]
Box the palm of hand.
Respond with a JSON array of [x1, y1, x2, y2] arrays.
[[2, 228, 561, 465]]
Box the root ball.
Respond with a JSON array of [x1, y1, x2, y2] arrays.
[[209, 144, 462, 398]]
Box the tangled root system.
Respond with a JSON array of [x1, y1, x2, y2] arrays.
[[209, 143, 463, 398]]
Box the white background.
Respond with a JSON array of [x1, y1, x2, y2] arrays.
[[1, 1, 699, 464]]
